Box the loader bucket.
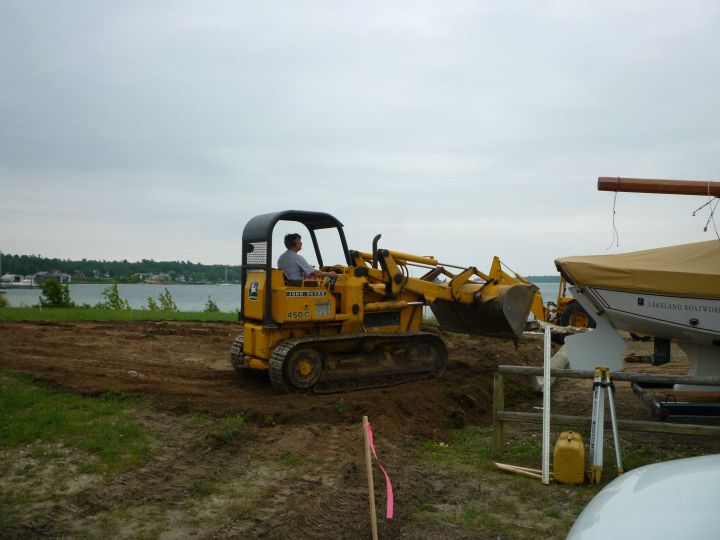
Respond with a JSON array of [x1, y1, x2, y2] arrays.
[[429, 283, 536, 341]]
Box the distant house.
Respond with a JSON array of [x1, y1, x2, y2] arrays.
[[34, 271, 72, 284], [145, 273, 171, 283], [1, 273, 37, 288], [1, 273, 23, 283]]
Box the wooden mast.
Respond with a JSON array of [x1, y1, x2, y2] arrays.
[[598, 177, 720, 197]]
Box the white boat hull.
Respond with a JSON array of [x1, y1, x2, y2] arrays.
[[566, 287, 720, 390], [582, 287, 720, 345]]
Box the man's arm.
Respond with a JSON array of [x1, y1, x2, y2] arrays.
[[294, 254, 338, 279], [309, 268, 338, 278], [296, 254, 338, 279]]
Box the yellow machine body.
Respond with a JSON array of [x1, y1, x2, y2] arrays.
[[553, 430, 586, 484], [233, 210, 537, 392]]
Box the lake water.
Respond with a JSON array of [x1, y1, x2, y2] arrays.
[[2, 284, 244, 312], [2, 282, 562, 314]]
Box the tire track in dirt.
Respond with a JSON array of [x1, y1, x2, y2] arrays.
[[294, 425, 369, 538], [240, 424, 371, 539]]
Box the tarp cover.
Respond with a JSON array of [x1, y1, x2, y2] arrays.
[[555, 240, 720, 299]]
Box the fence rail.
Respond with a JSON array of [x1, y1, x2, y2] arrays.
[[492, 366, 720, 458]]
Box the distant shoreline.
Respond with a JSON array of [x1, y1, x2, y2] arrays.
[[70, 280, 237, 285], [525, 276, 561, 283]]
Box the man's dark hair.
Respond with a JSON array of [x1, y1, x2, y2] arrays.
[[284, 233, 301, 249]]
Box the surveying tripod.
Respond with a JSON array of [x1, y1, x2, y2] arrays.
[[587, 367, 624, 484]]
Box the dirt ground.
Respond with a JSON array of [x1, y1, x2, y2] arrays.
[[2, 321, 719, 538]]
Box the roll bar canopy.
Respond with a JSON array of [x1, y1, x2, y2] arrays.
[[243, 210, 346, 242], [240, 210, 352, 325]]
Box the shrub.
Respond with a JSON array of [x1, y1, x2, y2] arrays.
[[39, 279, 74, 308], [96, 283, 130, 310], [0, 293, 8, 308], [204, 297, 219, 312], [158, 288, 178, 311]]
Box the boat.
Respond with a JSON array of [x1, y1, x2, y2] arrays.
[[554, 178, 720, 392], [556, 241, 720, 390], [217, 266, 232, 286]]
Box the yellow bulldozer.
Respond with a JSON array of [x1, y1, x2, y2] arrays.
[[230, 210, 538, 393]]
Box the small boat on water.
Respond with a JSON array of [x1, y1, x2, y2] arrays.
[[216, 266, 233, 286]]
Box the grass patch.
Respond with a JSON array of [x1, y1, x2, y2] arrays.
[[190, 480, 220, 497], [618, 441, 708, 471], [206, 415, 246, 446], [414, 425, 713, 538], [419, 427, 493, 469], [0, 306, 236, 322], [0, 372, 154, 532], [183, 411, 211, 424], [0, 371, 152, 473], [274, 452, 305, 468]]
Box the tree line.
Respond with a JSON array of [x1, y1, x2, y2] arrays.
[[0, 254, 240, 283]]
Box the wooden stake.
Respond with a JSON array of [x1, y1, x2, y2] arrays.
[[363, 416, 378, 540], [491, 372, 504, 458], [495, 462, 551, 480]]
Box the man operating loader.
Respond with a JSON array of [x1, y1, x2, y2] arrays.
[[278, 233, 338, 283]]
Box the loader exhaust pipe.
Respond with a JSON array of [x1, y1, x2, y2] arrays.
[[372, 234, 381, 269]]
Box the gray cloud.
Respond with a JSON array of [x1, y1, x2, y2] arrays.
[[1, 1, 718, 272]]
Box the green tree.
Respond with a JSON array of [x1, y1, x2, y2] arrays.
[[0, 293, 9, 308], [97, 283, 130, 310], [39, 279, 74, 308], [204, 297, 219, 313], [145, 297, 159, 311], [158, 288, 178, 311]]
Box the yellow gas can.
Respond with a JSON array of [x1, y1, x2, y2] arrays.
[[553, 431, 585, 484]]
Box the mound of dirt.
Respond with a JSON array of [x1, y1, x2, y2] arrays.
[[0, 321, 546, 438]]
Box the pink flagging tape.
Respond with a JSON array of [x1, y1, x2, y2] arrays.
[[363, 421, 394, 520]]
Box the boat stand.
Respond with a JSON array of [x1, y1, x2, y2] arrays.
[[588, 367, 623, 484], [632, 382, 720, 420]]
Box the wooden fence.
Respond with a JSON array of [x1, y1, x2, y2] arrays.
[[492, 365, 720, 458]]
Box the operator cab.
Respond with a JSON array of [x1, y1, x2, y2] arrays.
[[241, 210, 352, 326]]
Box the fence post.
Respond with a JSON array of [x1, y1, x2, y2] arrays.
[[492, 372, 505, 458]]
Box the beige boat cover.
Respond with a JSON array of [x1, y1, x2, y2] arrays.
[[555, 240, 720, 299]]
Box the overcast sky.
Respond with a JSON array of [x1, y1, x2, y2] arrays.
[[1, 1, 719, 274]]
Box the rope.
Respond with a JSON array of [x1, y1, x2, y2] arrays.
[[691, 181, 720, 240], [708, 182, 720, 240], [606, 177, 620, 249], [707, 198, 720, 239]]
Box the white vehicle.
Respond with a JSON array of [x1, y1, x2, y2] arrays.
[[567, 454, 720, 539]]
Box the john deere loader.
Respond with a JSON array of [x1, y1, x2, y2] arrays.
[[231, 210, 537, 393]]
